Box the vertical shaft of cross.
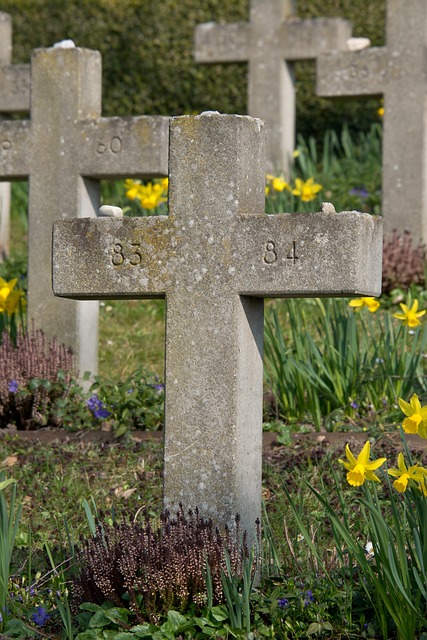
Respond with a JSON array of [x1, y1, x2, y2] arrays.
[[0, 13, 12, 64], [381, 0, 427, 239], [248, 0, 294, 171], [28, 48, 101, 374], [163, 114, 266, 537]]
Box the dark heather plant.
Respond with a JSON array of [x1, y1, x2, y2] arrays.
[[73, 506, 251, 624], [0, 326, 76, 429], [382, 230, 426, 294]]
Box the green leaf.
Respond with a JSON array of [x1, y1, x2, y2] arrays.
[[166, 610, 187, 630], [80, 602, 103, 613], [129, 624, 158, 638], [306, 622, 322, 635], [105, 607, 131, 624], [209, 605, 229, 622], [89, 609, 113, 628], [115, 423, 129, 437], [75, 631, 101, 640], [0, 478, 16, 492]]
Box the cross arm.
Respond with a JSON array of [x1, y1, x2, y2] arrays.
[[317, 48, 388, 97], [194, 22, 250, 63], [0, 119, 31, 178], [0, 64, 30, 113], [281, 18, 352, 61], [52, 216, 176, 299], [235, 209, 383, 297], [78, 116, 169, 179]]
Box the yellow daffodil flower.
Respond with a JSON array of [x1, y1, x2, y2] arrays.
[[338, 441, 386, 487], [393, 300, 425, 327], [398, 393, 427, 437], [349, 297, 380, 313], [138, 182, 167, 210], [124, 179, 142, 200], [388, 452, 427, 493], [291, 177, 322, 202], [0, 277, 26, 317], [125, 178, 168, 209], [271, 177, 290, 192]]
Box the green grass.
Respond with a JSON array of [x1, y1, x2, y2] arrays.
[[1, 435, 163, 548], [98, 299, 165, 379]]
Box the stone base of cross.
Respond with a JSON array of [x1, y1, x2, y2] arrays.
[[52, 113, 383, 541]]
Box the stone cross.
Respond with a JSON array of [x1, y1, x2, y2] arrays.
[[52, 112, 382, 539], [0, 46, 169, 375], [316, 0, 426, 242], [194, 0, 351, 173], [0, 12, 30, 259]]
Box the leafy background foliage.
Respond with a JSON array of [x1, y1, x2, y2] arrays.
[[3, 0, 385, 139]]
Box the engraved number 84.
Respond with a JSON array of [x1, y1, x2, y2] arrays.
[[263, 240, 298, 264]]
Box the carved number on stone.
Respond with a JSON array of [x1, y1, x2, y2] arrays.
[[97, 136, 123, 155], [263, 241, 299, 265], [112, 242, 142, 266], [350, 65, 369, 80], [112, 243, 125, 265], [263, 241, 277, 264], [286, 241, 299, 264]]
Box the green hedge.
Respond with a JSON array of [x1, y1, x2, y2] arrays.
[[1, 0, 385, 140]]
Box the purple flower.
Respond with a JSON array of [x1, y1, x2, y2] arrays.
[[304, 590, 314, 606], [153, 383, 164, 393], [87, 394, 111, 420], [278, 598, 289, 609], [8, 380, 19, 393], [349, 187, 369, 199], [350, 400, 359, 409], [31, 606, 50, 627]]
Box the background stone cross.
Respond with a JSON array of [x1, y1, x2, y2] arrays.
[[0, 46, 169, 376], [316, 0, 426, 242], [0, 12, 30, 260], [52, 112, 382, 538], [194, 0, 351, 173]]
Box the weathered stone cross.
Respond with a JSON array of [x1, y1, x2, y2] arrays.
[[0, 46, 169, 375], [317, 0, 426, 242], [0, 12, 30, 259], [52, 113, 382, 538], [194, 0, 351, 173], [0, 13, 30, 114]]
